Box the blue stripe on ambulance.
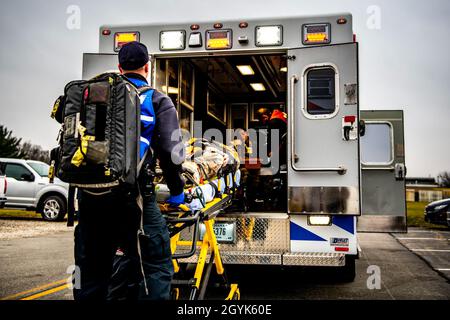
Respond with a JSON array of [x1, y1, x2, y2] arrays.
[[290, 216, 355, 241], [332, 216, 355, 234], [290, 222, 326, 241]]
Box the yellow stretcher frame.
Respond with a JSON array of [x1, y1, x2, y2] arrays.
[[164, 194, 240, 300]]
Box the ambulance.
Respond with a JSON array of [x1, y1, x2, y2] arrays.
[[82, 13, 406, 281]]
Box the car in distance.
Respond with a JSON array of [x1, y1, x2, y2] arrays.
[[424, 198, 450, 227], [0, 158, 69, 221]]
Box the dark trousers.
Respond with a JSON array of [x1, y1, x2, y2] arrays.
[[73, 189, 173, 300]]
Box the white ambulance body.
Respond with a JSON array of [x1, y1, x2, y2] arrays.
[[82, 13, 406, 281]]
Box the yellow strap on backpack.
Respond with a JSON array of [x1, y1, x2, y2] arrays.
[[50, 97, 61, 119], [71, 125, 95, 167]]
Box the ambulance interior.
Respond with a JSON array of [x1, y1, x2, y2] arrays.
[[154, 55, 288, 212]]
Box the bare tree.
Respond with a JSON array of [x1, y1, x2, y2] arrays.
[[20, 141, 50, 164], [437, 171, 450, 187]]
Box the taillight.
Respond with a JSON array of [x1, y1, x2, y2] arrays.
[[335, 247, 349, 252]]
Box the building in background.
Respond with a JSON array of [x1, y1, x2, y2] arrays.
[[406, 177, 450, 202]]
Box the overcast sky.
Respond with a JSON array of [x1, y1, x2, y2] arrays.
[[0, 0, 449, 177]]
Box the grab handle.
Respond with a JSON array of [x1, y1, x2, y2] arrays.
[[289, 74, 300, 168]]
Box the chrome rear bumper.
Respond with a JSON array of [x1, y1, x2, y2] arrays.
[[179, 252, 345, 266]]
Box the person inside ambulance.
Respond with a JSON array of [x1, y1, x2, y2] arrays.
[[230, 128, 252, 163], [74, 41, 185, 301], [268, 108, 287, 169], [255, 107, 287, 170]]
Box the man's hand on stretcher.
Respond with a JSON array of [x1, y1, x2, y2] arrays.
[[160, 192, 190, 213], [167, 192, 185, 206]]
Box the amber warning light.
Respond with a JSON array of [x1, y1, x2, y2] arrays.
[[206, 30, 232, 50], [114, 32, 139, 51], [302, 23, 331, 45]]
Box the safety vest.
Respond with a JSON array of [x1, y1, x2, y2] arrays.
[[127, 77, 156, 159]]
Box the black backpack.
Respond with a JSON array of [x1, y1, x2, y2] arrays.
[[50, 73, 150, 224]]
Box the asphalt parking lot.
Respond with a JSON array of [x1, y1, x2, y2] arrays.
[[0, 220, 449, 300], [393, 228, 450, 281]]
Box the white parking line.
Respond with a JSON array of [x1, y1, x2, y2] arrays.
[[410, 249, 450, 252], [407, 230, 450, 234], [397, 237, 449, 241], [436, 268, 450, 271]]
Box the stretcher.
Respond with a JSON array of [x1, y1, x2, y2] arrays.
[[160, 173, 241, 300]]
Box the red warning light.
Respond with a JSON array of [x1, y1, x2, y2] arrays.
[[344, 115, 356, 123], [102, 29, 111, 36], [239, 22, 248, 28], [190, 24, 200, 30], [213, 23, 223, 29]]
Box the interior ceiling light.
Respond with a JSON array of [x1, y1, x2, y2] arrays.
[[250, 83, 266, 91], [236, 65, 255, 75]]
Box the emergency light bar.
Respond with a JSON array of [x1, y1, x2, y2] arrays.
[[114, 32, 139, 51], [255, 25, 283, 46], [160, 30, 186, 51], [302, 23, 331, 45]]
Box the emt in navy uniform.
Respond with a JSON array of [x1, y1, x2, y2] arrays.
[[74, 41, 185, 300]]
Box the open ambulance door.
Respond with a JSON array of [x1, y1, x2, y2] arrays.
[[287, 43, 360, 217], [358, 110, 407, 233]]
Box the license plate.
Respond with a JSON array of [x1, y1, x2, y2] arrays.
[[199, 222, 236, 244]]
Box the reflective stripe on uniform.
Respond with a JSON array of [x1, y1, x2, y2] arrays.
[[141, 115, 154, 122], [140, 136, 150, 145]]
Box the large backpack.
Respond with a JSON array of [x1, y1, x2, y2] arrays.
[[50, 72, 149, 191]]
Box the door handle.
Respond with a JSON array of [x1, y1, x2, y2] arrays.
[[395, 163, 406, 180]]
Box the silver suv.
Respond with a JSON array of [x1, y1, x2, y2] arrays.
[[0, 158, 69, 221]]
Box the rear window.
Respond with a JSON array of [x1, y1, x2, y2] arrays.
[[27, 162, 49, 177], [306, 68, 336, 116]]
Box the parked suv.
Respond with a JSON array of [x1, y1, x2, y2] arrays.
[[0, 158, 68, 221]]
